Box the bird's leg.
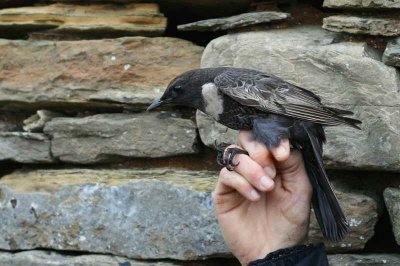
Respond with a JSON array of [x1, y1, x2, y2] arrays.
[[215, 141, 249, 171]]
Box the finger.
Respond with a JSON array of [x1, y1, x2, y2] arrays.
[[238, 130, 276, 179], [275, 149, 312, 196], [239, 130, 276, 179], [215, 168, 260, 201], [271, 139, 290, 162], [227, 146, 275, 192]]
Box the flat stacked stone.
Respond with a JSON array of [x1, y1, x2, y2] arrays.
[[0, 4, 166, 37], [200, 26, 400, 171], [0, 169, 378, 259], [0, 37, 203, 112]]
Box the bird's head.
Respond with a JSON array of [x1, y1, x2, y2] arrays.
[[147, 69, 211, 112]]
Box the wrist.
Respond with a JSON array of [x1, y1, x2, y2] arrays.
[[239, 243, 278, 265], [239, 237, 307, 265]]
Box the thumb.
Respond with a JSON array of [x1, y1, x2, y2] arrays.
[[271, 139, 290, 163], [271, 140, 306, 182], [272, 141, 311, 194]]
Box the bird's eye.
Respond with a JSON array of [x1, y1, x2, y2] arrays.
[[174, 85, 182, 91]]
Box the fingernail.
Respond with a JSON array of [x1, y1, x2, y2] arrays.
[[264, 167, 275, 178], [249, 189, 260, 200], [260, 176, 273, 190]]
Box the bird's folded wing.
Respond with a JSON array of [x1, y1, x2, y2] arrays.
[[214, 69, 354, 126]]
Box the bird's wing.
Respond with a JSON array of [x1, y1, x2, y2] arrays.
[[214, 68, 358, 127]]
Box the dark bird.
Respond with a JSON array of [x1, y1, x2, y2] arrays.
[[147, 67, 361, 242]]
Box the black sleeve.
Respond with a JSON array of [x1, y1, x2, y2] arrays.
[[248, 243, 328, 266]]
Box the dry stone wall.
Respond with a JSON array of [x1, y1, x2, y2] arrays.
[[0, 0, 399, 265]]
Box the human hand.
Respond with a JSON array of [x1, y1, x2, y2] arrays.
[[213, 130, 313, 265]]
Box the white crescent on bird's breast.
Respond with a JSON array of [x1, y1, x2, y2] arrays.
[[201, 82, 224, 120]]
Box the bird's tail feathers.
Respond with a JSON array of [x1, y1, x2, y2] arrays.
[[302, 124, 349, 242]]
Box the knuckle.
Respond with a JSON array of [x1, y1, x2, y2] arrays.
[[249, 168, 265, 181], [212, 194, 225, 205], [250, 149, 269, 164]]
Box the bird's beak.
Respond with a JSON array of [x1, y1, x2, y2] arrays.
[[146, 98, 164, 112]]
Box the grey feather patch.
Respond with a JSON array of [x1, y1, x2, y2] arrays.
[[201, 82, 224, 120]]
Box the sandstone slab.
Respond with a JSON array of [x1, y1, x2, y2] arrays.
[[178, 11, 289, 32], [323, 15, 400, 36], [0, 169, 378, 258], [46, 0, 251, 19], [384, 187, 400, 245], [43, 112, 198, 163], [323, 0, 400, 9], [383, 37, 400, 67], [201, 26, 400, 107], [0, 132, 53, 163], [197, 105, 400, 171], [328, 254, 400, 266], [0, 3, 166, 38], [0, 37, 202, 112], [0, 250, 179, 266]]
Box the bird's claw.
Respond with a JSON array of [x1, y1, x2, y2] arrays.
[[215, 141, 249, 171]]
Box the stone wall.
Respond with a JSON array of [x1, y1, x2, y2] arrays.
[[0, 0, 399, 265]]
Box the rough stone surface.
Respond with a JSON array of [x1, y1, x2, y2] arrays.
[[308, 190, 377, 252], [0, 3, 166, 37], [384, 187, 400, 245], [328, 254, 400, 266], [383, 37, 400, 67], [200, 26, 400, 171], [46, 0, 252, 19], [323, 15, 400, 36], [202, 26, 400, 107], [323, 0, 400, 9], [0, 37, 202, 111], [0, 169, 378, 258], [0, 132, 53, 163], [23, 110, 62, 132], [0, 120, 19, 132], [43, 112, 198, 163], [0, 169, 225, 260], [0, 250, 179, 266], [178, 11, 289, 32]]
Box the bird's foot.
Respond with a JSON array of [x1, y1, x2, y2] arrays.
[[215, 141, 249, 171]]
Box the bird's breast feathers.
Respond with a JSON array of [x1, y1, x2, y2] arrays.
[[201, 82, 224, 120]]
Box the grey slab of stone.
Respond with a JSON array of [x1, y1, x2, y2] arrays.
[[0, 169, 225, 260], [383, 37, 400, 67], [328, 254, 400, 266], [0, 250, 180, 266], [0, 37, 202, 112], [323, 0, 400, 9], [0, 132, 53, 163], [0, 120, 19, 132], [384, 187, 400, 245], [323, 15, 400, 36], [0, 169, 377, 258], [178, 11, 289, 32], [201, 26, 400, 107], [200, 26, 400, 171], [43, 112, 198, 163]]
